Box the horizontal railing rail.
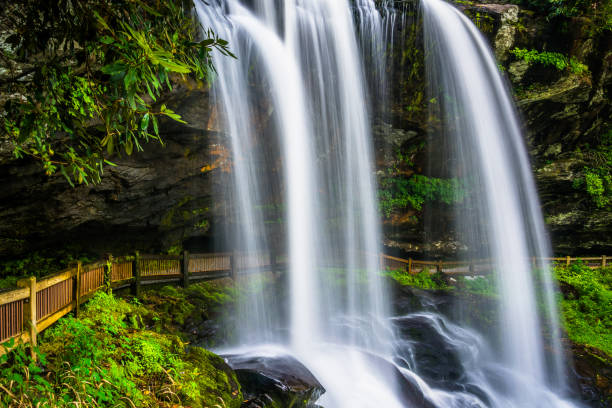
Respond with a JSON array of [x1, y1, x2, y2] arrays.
[[0, 249, 608, 357], [378, 254, 610, 275]]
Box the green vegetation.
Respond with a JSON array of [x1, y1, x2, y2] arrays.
[[378, 148, 467, 219], [378, 144, 466, 219], [462, 9, 496, 33], [1, 0, 233, 186], [385, 268, 449, 289], [385, 267, 497, 296], [573, 129, 612, 209], [455, 275, 497, 296], [555, 262, 612, 359], [141, 281, 241, 345], [509, 48, 589, 75], [0, 249, 96, 289], [512, 0, 611, 31], [379, 174, 466, 218], [0, 291, 242, 407], [388, 261, 611, 360]]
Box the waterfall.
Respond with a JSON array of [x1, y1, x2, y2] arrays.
[[422, 0, 570, 401], [195, 0, 403, 406], [194, 0, 583, 406]]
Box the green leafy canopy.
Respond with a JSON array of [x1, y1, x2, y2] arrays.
[[1, 0, 234, 186]]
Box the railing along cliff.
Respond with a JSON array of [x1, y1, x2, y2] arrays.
[[0, 251, 607, 355]]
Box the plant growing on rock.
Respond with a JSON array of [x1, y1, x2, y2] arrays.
[[572, 128, 611, 209], [509, 48, 589, 75], [0, 0, 233, 186]]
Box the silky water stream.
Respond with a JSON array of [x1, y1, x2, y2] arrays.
[[195, 0, 584, 406]]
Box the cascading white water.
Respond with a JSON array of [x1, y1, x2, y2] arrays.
[[195, 0, 583, 406], [196, 0, 403, 406], [195, 1, 283, 343], [421, 0, 572, 404]]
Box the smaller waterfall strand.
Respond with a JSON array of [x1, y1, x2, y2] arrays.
[[421, 0, 570, 404], [195, 0, 282, 343]]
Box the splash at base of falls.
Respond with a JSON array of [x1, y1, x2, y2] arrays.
[[215, 289, 582, 407]]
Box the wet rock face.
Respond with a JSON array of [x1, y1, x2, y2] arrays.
[[571, 343, 612, 406], [376, 0, 611, 256], [0, 0, 609, 258], [224, 354, 325, 408], [0, 85, 233, 257]]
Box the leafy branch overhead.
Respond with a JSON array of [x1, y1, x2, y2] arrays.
[[0, 0, 234, 186]]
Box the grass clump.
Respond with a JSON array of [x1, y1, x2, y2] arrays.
[[385, 268, 449, 290], [555, 262, 612, 359], [385, 267, 498, 296], [0, 291, 242, 407]]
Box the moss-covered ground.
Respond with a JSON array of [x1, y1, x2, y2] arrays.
[[555, 263, 612, 361], [0, 284, 243, 408]]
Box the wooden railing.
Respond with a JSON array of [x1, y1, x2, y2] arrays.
[[0, 250, 281, 354], [0, 250, 608, 354], [378, 254, 610, 275]]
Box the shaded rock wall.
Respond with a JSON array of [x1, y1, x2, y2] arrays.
[[0, 1, 609, 259], [0, 84, 234, 258], [377, 0, 611, 256]]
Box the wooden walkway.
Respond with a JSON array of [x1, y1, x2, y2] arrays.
[[0, 251, 608, 354]]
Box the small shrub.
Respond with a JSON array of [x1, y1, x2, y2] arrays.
[[510, 48, 589, 75], [572, 129, 611, 209], [385, 268, 449, 290]]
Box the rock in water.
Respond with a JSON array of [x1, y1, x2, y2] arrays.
[[224, 353, 325, 407]]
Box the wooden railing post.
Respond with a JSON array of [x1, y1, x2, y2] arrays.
[[182, 250, 190, 288], [74, 262, 82, 317], [437, 260, 442, 274], [408, 258, 413, 275], [18, 277, 37, 359], [602, 255, 607, 268], [271, 249, 278, 274], [469, 260, 474, 275], [566, 255, 571, 266], [105, 254, 113, 293], [132, 252, 141, 297], [230, 251, 236, 279], [379, 253, 385, 272]]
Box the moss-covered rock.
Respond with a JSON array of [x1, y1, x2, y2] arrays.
[[186, 347, 243, 408], [139, 279, 239, 347]]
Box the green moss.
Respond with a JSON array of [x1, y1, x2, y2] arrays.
[[555, 262, 612, 359], [161, 196, 193, 228], [0, 291, 243, 407], [137, 279, 241, 347], [462, 9, 496, 33], [379, 169, 467, 218], [385, 268, 450, 290], [186, 347, 242, 408], [454, 275, 498, 297], [572, 128, 612, 210]]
